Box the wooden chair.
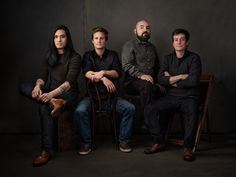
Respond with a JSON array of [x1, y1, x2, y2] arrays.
[[87, 80, 119, 150], [166, 74, 214, 152]]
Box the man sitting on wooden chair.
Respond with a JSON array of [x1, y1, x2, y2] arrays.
[[74, 27, 135, 155], [144, 28, 202, 161]]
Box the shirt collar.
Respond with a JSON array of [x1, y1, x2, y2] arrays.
[[173, 50, 190, 59], [92, 49, 108, 59]]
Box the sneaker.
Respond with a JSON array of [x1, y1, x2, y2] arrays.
[[78, 146, 91, 155], [119, 144, 132, 153]]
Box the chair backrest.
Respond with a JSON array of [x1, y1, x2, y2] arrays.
[[86, 80, 118, 111]]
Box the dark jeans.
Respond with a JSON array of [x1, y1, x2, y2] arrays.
[[19, 82, 78, 151], [144, 95, 199, 149], [124, 79, 157, 117]]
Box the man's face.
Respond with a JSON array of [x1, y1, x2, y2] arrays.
[[92, 32, 106, 50], [134, 20, 151, 42], [172, 33, 188, 52], [54, 29, 68, 51]]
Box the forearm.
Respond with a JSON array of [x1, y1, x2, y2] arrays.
[[103, 70, 119, 78], [169, 75, 183, 85], [35, 78, 45, 88], [49, 81, 70, 97]]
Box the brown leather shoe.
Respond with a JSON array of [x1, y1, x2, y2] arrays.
[[144, 144, 166, 154], [183, 147, 195, 161], [50, 98, 66, 117], [32, 150, 51, 167]]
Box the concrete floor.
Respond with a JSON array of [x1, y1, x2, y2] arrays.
[[0, 133, 236, 177]]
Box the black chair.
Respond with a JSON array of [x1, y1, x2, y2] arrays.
[[86, 80, 119, 150], [165, 74, 214, 152]]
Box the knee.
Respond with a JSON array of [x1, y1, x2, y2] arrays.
[[126, 103, 135, 115], [74, 105, 87, 117], [142, 81, 153, 91]]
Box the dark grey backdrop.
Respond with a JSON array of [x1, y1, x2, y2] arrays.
[[1, 0, 236, 133]]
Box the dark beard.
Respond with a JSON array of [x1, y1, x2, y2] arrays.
[[137, 32, 150, 42]]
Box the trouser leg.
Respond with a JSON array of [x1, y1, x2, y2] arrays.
[[116, 97, 135, 144], [180, 98, 199, 149], [144, 95, 179, 144], [39, 104, 58, 151]]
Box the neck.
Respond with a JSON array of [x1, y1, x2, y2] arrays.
[[58, 49, 64, 54], [95, 48, 105, 57], [175, 50, 185, 58]]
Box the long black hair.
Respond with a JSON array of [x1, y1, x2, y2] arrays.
[[46, 25, 75, 66]]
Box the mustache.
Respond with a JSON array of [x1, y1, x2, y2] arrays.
[[142, 32, 149, 36]]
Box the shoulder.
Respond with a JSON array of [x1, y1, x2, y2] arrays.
[[165, 52, 174, 59], [187, 51, 201, 60], [71, 51, 81, 60], [123, 39, 135, 48], [69, 52, 82, 64], [83, 50, 93, 58], [107, 49, 118, 56]]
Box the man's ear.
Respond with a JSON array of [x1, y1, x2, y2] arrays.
[[134, 28, 137, 35]]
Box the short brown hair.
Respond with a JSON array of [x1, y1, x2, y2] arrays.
[[172, 28, 190, 42], [91, 26, 108, 41]]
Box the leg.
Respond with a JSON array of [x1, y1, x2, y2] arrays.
[[39, 104, 58, 151], [144, 95, 179, 144], [57, 91, 78, 109], [115, 97, 135, 145], [74, 98, 92, 148], [19, 82, 40, 102], [180, 98, 200, 149], [125, 80, 154, 112]]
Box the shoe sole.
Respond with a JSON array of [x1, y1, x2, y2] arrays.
[[119, 147, 132, 153], [78, 149, 91, 155]]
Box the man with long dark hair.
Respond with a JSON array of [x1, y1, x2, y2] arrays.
[[20, 25, 81, 166]]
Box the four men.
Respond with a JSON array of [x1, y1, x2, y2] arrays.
[[22, 21, 202, 166]]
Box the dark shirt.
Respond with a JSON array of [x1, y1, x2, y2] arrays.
[[82, 49, 121, 93], [121, 38, 159, 82], [158, 50, 202, 97], [40, 52, 82, 91]]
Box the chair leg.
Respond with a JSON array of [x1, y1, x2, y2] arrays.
[[91, 112, 96, 151], [206, 110, 211, 143], [111, 111, 119, 150]]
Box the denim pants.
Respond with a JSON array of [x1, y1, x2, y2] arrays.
[[144, 95, 199, 149], [74, 97, 135, 147], [19, 82, 78, 151]]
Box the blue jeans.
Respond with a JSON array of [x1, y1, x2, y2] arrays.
[[74, 97, 135, 147]]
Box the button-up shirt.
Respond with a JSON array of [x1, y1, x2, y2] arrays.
[[121, 38, 159, 82], [82, 49, 121, 93]]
